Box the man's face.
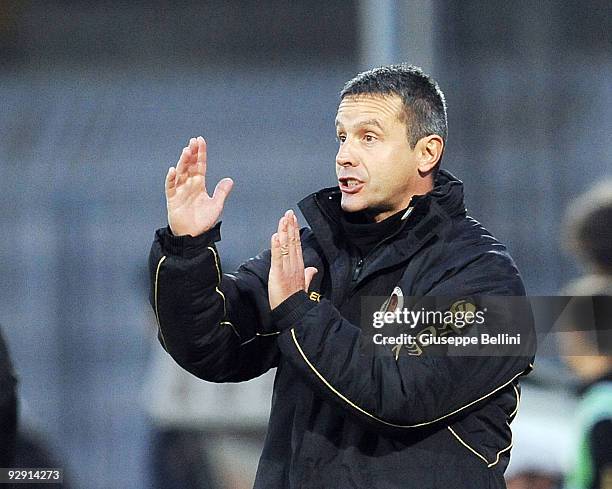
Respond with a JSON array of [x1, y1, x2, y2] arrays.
[[335, 94, 421, 222]]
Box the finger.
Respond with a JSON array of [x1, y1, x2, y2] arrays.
[[175, 147, 191, 185], [270, 232, 281, 272], [285, 210, 300, 284], [304, 267, 318, 291], [175, 147, 188, 173], [212, 178, 234, 208], [278, 216, 290, 268], [186, 138, 199, 177], [188, 137, 198, 155], [196, 136, 207, 178], [165, 166, 177, 198], [292, 213, 305, 272]]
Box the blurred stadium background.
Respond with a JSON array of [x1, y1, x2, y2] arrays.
[[0, 1, 610, 488]]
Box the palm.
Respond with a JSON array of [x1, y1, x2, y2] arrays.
[[165, 137, 233, 237]]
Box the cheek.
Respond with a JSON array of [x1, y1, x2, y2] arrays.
[[365, 171, 395, 200], [370, 159, 400, 185], [380, 151, 415, 182], [368, 163, 413, 199]]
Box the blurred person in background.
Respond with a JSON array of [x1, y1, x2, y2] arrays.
[[0, 325, 18, 467], [144, 339, 274, 489], [148, 65, 535, 488], [0, 328, 70, 488], [560, 180, 612, 489]]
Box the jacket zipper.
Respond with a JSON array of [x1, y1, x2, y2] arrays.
[[341, 219, 412, 307], [351, 258, 363, 282], [313, 192, 418, 305], [348, 216, 413, 288]]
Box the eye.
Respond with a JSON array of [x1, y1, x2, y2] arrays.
[[336, 134, 346, 143], [364, 134, 377, 143]]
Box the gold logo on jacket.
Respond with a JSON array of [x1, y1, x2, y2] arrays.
[[392, 299, 478, 360], [309, 291, 321, 302]]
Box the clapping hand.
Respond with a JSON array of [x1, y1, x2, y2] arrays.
[[165, 136, 234, 237], [268, 210, 318, 310]]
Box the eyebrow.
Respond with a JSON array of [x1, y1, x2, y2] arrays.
[[335, 118, 384, 130]]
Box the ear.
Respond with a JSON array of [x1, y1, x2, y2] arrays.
[[416, 135, 444, 175]]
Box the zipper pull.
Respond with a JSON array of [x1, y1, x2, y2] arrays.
[[352, 258, 364, 282]]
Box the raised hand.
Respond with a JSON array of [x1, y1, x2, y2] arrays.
[[268, 210, 318, 310], [165, 136, 234, 237]]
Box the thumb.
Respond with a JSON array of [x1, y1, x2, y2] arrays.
[[212, 177, 234, 207], [165, 166, 177, 198], [304, 267, 318, 291]]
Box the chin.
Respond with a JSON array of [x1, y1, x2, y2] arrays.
[[340, 196, 368, 214]]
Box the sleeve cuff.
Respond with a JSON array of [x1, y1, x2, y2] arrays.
[[270, 290, 318, 331], [156, 222, 222, 258]]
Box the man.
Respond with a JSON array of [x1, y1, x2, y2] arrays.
[[561, 180, 612, 489], [149, 65, 535, 488]]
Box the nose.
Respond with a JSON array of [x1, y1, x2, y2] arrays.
[[336, 141, 357, 167]]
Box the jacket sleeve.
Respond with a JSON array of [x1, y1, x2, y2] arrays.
[[148, 223, 280, 383], [272, 251, 536, 434]]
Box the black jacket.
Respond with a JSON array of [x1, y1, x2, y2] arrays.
[[149, 170, 535, 488]]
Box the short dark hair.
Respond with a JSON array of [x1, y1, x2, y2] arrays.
[[563, 180, 612, 274], [340, 64, 448, 149]]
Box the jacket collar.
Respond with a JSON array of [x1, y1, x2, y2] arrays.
[[298, 169, 467, 266]]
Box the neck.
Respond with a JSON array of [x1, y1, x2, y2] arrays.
[[372, 208, 406, 223], [372, 179, 434, 222]]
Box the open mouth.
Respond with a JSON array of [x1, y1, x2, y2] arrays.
[[338, 177, 365, 194]]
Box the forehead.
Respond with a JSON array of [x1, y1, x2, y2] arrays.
[[335, 94, 404, 126]]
